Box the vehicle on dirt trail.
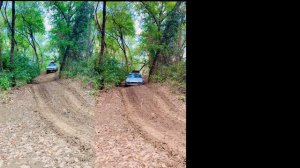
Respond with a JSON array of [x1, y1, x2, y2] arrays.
[[125, 71, 145, 86], [46, 62, 58, 74]]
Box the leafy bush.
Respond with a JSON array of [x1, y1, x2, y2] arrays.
[[61, 55, 127, 90], [152, 61, 186, 92], [0, 53, 40, 90], [14, 56, 40, 86], [0, 72, 12, 90], [100, 57, 127, 89]]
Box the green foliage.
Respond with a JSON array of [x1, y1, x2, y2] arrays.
[[100, 56, 127, 89], [61, 54, 127, 90], [14, 55, 40, 86], [48, 1, 94, 60], [16, 2, 45, 34], [152, 61, 186, 92], [0, 53, 39, 90], [71, 1, 94, 57], [136, 2, 186, 76], [0, 1, 186, 91], [0, 72, 12, 90], [104, 2, 135, 72], [14, 1, 45, 67], [107, 2, 135, 37]]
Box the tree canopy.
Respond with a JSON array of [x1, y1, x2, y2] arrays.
[[0, 1, 186, 91]]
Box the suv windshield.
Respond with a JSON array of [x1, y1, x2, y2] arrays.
[[49, 63, 55, 66], [134, 74, 142, 78], [128, 73, 142, 78]]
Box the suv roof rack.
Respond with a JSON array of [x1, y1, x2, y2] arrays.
[[131, 70, 140, 73]]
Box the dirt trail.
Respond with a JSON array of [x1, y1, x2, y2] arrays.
[[121, 85, 186, 156], [0, 72, 95, 167], [95, 84, 186, 167], [1, 72, 186, 167], [30, 73, 95, 157]]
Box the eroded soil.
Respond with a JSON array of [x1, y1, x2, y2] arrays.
[[0, 72, 186, 168]]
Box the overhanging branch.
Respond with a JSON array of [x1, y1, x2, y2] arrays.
[[140, 1, 160, 28]]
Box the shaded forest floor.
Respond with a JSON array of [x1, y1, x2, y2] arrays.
[[0, 72, 186, 168]]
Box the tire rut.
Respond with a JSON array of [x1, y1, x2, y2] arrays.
[[135, 85, 185, 124], [51, 81, 94, 118], [95, 89, 184, 167], [119, 86, 186, 165], [56, 80, 92, 107], [145, 84, 186, 121], [30, 83, 94, 162], [37, 83, 90, 128], [124, 86, 185, 138]]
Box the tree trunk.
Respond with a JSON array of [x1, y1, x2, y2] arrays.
[[180, 47, 185, 61], [98, 1, 106, 65], [10, 1, 15, 66], [148, 50, 160, 82], [0, 27, 2, 72], [139, 63, 146, 72], [120, 33, 129, 72], [2, 2, 17, 46], [0, 41, 2, 72], [37, 40, 44, 68], [10, 0, 15, 86], [88, 34, 95, 57], [59, 46, 70, 78], [0, 1, 2, 71], [30, 33, 40, 70], [177, 26, 182, 62], [161, 2, 182, 64]]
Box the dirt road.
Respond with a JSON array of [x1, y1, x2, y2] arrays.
[[0, 73, 95, 167], [0, 72, 186, 167]]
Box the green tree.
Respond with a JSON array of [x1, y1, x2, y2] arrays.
[[10, 0, 16, 86], [106, 2, 135, 72], [16, 1, 45, 70], [71, 1, 94, 59], [97, 1, 106, 65], [136, 1, 184, 80], [47, 1, 94, 78], [0, 1, 3, 72]]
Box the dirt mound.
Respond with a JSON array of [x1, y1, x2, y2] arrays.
[[0, 79, 95, 167], [32, 72, 59, 84], [30, 80, 95, 160], [95, 84, 186, 167], [1, 71, 185, 167], [31, 72, 95, 155]]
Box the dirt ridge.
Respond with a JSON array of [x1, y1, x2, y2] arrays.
[[29, 74, 95, 163], [1, 72, 185, 167], [119, 86, 186, 163]]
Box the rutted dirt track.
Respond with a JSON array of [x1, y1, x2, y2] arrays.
[[0, 72, 95, 167], [0, 72, 186, 167]]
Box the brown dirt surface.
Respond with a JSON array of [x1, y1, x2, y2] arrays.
[[95, 84, 186, 167], [0, 72, 95, 167], [32, 72, 59, 84], [1, 72, 186, 168]]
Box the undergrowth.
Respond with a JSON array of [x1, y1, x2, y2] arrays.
[[151, 61, 186, 93], [0, 53, 40, 91], [61, 54, 127, 90]]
